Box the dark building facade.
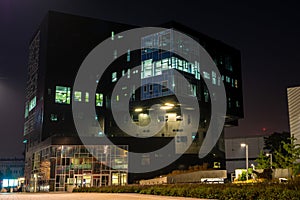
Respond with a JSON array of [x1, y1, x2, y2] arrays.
[[0, 158, 24, 179], [24, 11, 243, 191]]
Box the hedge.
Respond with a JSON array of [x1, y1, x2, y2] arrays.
[[73, 182, 300, 199]]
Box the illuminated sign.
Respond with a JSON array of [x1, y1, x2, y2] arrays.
[[2, 179, 18, 187]]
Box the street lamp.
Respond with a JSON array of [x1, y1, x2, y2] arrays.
[[266, 153, 272, 169], [241, 143, 249, 181]]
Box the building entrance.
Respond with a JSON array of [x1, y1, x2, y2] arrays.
[[74, 174, 92, 187]]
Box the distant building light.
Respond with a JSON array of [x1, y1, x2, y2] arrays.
[[165, 103, 174, 107], [160, 106, 173, 110], [184, 107, 195, 111], [135, 108, 143, 112]]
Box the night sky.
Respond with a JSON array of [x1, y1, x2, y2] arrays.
[[0, 0, 299, 157]]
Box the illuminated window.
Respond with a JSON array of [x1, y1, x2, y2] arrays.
[[113, 50, 117, 59], [235, 79, 238, 88], [3, 179, 8, 187], [190, 84, 197, 96], [226, 76, 231, 83], [55, 86, 71, 104], [178, 59, 183, 70], [127, 69, 130, 79], [212, 71, 217, 85], [24, 103, 29, 118], [50, 114, 58, 121], [112, 173, 119, 185], [85, 92, 89, 102], [29, 96, 36, 111], [122, 70, 126, 76], [143, 59, 153, 78], [203, 71, 210, 79], [127, 49, 130, 62], [236, 100, 240, 108], [194, 61, 200, 80], [111, 31, 114, 40], [204, 88, 209, 102], [131, 84, 136, 101], [74, 91, 82, 102], [219, 56, 223, 65], [225, 56, 233, 71], [141, 56, 200, 80], [217, 76, 221, 86], [96, 93, 103, 107], [155, 61, 162, 76], [112, 72, 117, 82], [162, 58, 169, 70], [192, 132, 197, 140]]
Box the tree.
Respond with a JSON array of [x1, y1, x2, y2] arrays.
[[264, 132, 290, 153], [264, 132, 290, 167], [255, 151, 271, 169], [274, 135, 300, 176]]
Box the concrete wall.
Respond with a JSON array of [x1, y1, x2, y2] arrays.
[[252, 169, 292, 179], [225, 137, 265, 159], [273, 168, 292, 179], [140, 177, 168, 185], [225, 136, 265, 173], [226, 160, 257, 174], [169, 170, 227, 183], [140, 170, 227, 185]]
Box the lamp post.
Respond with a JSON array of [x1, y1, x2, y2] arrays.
[[266, 153, 272, 169], [241, 143, 249, 181]]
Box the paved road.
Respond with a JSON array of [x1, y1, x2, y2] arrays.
[[0, 193, 209, 200]]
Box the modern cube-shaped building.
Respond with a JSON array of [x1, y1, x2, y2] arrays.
[[23, 11, 243, 191]]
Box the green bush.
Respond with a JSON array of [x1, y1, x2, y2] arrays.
[[238, 171, 247, 181], [73, 182, 300, 199]]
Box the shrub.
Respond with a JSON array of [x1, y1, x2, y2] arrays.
[[73, 183, 300, 199]]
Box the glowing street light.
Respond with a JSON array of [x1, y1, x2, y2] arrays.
[[160, 106, 173, 110], [134, 108, 143, 112], [241, 143, 249, 181], [160, 103, 174, 110], [165, 103, 174, 107], [241, 143, 247, 147]]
